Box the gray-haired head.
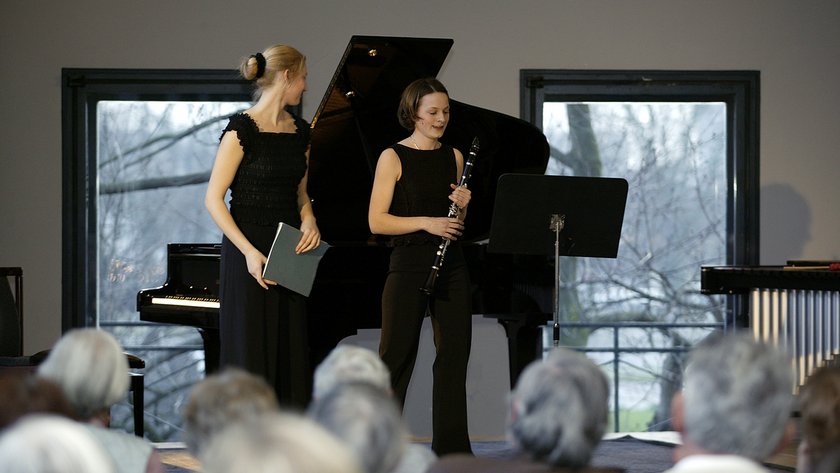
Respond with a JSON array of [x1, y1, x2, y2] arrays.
[[797, 365, 840, 472], [507, 347, 609, 468], [682, 332, 793, 461], [182, 367, 279, 456], [313, 345, 391, 399], [0, 415, 115, 473], [37, 329, 129, 420], [308, 381, 406, 473], [201, 412, 362, 473]]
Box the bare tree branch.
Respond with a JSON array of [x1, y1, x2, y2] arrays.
[[100, 171, 211, 195]]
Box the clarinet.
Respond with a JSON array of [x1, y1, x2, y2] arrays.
[[420, 137, 479, 295]]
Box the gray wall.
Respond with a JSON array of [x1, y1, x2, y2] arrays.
[[3, 0, 840, 436]]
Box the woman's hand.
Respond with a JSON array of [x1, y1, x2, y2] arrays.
[[244, 248, 273, 289], [296, 219, 321, 254], [449, 183, 471, 209], [426, 217, 464, 240]]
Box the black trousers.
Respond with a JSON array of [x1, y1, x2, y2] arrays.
[[379, 244, 473, 455]]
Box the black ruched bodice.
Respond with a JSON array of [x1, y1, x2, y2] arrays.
[[221, 112, 309, 227], [389, 143, 458, 246]]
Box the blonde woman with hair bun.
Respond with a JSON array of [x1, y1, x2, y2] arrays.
[[205, 43, 320, 408], [239, 44, 307, 99]]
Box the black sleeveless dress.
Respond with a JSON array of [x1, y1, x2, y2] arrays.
[[217, 112, 310, 407], [379, 143, 473, 455]]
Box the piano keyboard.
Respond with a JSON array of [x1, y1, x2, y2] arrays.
[[151, 296, 220, 309]]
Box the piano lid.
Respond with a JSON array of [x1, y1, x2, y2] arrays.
[[308, 35, 549, 244]]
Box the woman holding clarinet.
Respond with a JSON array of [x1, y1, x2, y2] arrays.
[[369, 77, 474, 455]]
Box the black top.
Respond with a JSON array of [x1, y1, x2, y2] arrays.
[[388, 143, 458, 246], [221, 112, 310, 227]]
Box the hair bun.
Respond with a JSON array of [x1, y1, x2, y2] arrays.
[[252, 52, 266, 79]]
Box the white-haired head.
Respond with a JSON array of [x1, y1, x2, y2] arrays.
[[0, 415, 114, 473], [37, 329, 129, 420], [313, 345, 391, 399]]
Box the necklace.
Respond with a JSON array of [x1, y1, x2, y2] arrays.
[[409, 134, 437, 151]]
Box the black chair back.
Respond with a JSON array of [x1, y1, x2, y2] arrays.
[[0, 268, 22, 357]]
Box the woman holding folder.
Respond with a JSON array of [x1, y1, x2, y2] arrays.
[[205, 44, 320, 407]]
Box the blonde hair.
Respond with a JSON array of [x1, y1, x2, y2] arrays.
[[183, 367, 279, 456], [239, 44, 306, 99], [202, 412, 363, 473]]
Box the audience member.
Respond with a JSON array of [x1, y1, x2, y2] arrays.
[[0, 415, 115, 473], [201, 411, 363, 473], [312, 345, 436, 473], [37, 328, 164, 473], [665, 332, 794, 473], [182, 367, 279, 458], [0, 371, 76, 430], [796, 364, 840, 473], [308, 381, 406, 473], [428, 347, 621, 473], [312, 344, 392, 398]]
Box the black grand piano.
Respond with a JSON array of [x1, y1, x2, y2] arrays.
[[138, 36, 551, 392]]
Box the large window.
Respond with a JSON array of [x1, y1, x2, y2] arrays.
[[62, 69, 252, 440], [521, 70, 759, 430]]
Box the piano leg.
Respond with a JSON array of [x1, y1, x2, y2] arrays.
[[484, 313, 549, 388], [198, 328, 220, 375]]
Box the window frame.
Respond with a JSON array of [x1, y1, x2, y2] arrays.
[[520, 69, 760, 327], [61, 69, 253, 330]]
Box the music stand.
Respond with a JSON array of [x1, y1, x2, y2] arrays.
[[488, 173, 628, 346]]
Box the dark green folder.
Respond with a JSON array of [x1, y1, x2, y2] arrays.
[[262, 222, 330, 297]]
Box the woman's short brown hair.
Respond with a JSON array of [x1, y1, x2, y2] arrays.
[[397, 78, 449, 131], [799, 365, 840, 462]]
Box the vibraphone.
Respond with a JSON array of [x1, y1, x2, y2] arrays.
[[701, 264, 840, 391]]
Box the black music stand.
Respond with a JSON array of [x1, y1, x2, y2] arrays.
[[488, 173, 628, 353]]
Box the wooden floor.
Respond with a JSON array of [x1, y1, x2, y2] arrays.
[[766, 424, 800, 471], [156, 431, 799, 473], [768, 445, 797, 471], [161, 452, 200, 472]]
